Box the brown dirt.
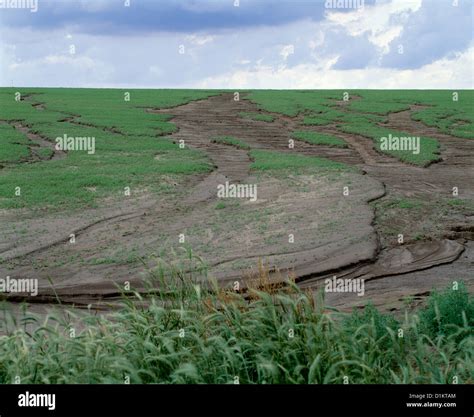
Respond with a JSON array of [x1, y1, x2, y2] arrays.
[[1, 93, 473, 313]]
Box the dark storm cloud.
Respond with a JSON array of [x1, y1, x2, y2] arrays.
[[0, 0, 352, 34]]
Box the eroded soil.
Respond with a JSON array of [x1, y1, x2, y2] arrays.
[[1, 93, 473, 312]]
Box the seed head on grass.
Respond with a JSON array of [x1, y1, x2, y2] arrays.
[[0, 256, 472, 384]]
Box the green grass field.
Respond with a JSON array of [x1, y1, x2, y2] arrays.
[[291, 131, 348, 148], [246, 90, 473, 165], [0, 123, 31, 163], [339, 122, 440, 166], [1, 88, 471, 208], [0, 89, 219, 209]]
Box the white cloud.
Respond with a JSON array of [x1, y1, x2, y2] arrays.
[[280, 44, 295, 61], [3, 49, 114, 87], [196, 45, 474, 89], [184, 34, 215, 46], [308, 30, 325, 51], [326, 0, 422, 52], [0, 1, 471, 89]]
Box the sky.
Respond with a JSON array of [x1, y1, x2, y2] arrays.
[[0, 0, 472, 89]]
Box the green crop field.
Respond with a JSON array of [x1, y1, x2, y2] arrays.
[[339, 122, 440, 166], [246, 90, 473, 165], [0, 89, 220, 209], [2, 89, 470, 208], [0, 124, 31, 163]]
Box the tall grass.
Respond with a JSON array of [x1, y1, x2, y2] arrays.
[[0, 253, 472, 384]]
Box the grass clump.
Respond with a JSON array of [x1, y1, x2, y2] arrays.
[[211, 136, 251, 150], [419, 282, 474, 341], [379, 198, 425, 210], [291, 131, 347, 148], [215, 201, 226, 210], [0, 253, 472, 384], [302, 116, 332, 126]]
